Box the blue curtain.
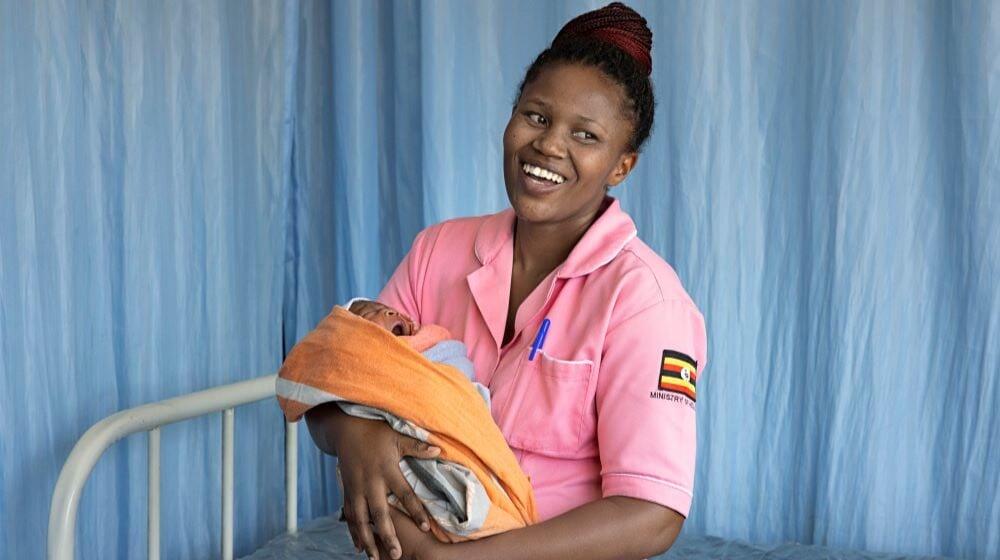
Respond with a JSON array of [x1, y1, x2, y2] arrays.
[[1, 1, 997, 559], [1, 1, 307, 558]]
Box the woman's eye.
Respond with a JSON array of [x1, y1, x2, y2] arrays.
[[526, 112, 547, 125], [573, 130, 597, 141]]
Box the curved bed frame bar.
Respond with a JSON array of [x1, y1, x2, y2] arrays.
[[48, 373, 297, 560]]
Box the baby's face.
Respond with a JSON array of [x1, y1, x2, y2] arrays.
[[348, 300, 417, 336]]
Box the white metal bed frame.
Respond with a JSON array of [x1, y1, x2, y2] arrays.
[[48, 373, 298, 560]]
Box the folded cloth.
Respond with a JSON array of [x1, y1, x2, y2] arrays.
[[276, 306, 538, 541]]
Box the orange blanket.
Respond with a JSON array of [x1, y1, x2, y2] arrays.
[[277, 306, 538, 541]]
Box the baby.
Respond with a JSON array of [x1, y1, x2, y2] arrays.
[[277, 297, 533, 540], [344, 298, 489, 404], [347, 299, 418, 336], [331, 299, 507, 538]]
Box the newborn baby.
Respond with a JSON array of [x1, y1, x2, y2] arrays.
[[334, 299, 506, 538], [277, 299, 534, 540], [348, 299, 418, 336], [344, 298, 489, 405]]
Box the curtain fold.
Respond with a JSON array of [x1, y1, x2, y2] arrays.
[[2, 1, 300, 557]]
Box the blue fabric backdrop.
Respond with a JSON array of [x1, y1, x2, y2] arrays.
[[1, 1, 997, 559]]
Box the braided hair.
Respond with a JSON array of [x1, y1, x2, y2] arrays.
[[515, 2, 655, 153]]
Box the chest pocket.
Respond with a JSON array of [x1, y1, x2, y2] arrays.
[[505, 351, 595, 457]]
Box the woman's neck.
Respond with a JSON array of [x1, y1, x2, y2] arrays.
[[512, 202, 606, 277]]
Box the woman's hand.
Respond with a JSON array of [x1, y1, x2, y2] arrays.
[[375, 509, 448, 560], [325, 410, 441, 560]]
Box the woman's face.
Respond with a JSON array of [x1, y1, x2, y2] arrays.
[[503, 63, 637, 228]]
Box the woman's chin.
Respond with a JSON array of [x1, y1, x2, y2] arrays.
[[508, 195, 559, 225], [507, 183, 562, 223]]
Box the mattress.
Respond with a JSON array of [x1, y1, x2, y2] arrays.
[[239, 516, 951, 560]]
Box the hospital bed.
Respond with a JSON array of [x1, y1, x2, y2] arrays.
[[48, 374, 950, 560]]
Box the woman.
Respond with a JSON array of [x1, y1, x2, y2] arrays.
[[306, 4, 707, 559]]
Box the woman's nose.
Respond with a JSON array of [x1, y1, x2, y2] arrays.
[[532, 128, 566, 158]]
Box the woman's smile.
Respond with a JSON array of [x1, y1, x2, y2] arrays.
[[518, 160, 571, 196], [522, 162, 567, 185]]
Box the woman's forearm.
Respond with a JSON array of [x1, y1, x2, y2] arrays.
[[440, 496, 683, 560], [304, 402, 348, 456]]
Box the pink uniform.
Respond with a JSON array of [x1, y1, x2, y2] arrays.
[[377, 197, 707, 520]]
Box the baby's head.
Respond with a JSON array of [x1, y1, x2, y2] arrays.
[[347, 300, 417, 336]]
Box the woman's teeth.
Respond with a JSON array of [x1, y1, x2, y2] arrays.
[[522, 163, 566, 184]]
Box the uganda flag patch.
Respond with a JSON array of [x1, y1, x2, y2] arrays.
[[658, 350, 698, 402]]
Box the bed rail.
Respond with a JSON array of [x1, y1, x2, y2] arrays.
[[48, 373, 297, 560]]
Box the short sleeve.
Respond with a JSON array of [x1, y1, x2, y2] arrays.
[[376, 226, 437, 325], [597, 298, 707, 517]]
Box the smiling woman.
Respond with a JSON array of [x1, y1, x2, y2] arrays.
[[304, 3, 706, 560], [504, 64, 638, 230]]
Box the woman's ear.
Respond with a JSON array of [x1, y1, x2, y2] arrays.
[[607, 152, 639, 187]]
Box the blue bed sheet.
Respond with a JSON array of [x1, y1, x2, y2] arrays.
[[239, 517, 952, 560]]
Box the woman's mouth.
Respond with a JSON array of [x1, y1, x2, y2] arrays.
[[522, 163, 566, 184], [519, 162, 569, 195]]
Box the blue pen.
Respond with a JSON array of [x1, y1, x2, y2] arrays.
[[529, 318, 551, 361]]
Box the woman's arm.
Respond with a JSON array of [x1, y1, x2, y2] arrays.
[[450, 496, 682, 560], [304, 401, 346, 456], [388, 495, 683, 560]]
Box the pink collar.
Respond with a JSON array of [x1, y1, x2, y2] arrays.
[[473, 197, 638, 279]]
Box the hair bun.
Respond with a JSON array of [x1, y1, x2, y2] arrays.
[[552, 2, 653, 75]]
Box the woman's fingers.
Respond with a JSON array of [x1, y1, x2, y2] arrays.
[[340, 469, 368, 552], [349, 498, 380, 560], [367, 483, 402, 560], [333, 419, 433, 559], [387, 474, 431, 532], [341, 498, 362, 552], [396, 436, 441, 460], [375, 540, 396, 560], [391, 437, 437, 530]]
